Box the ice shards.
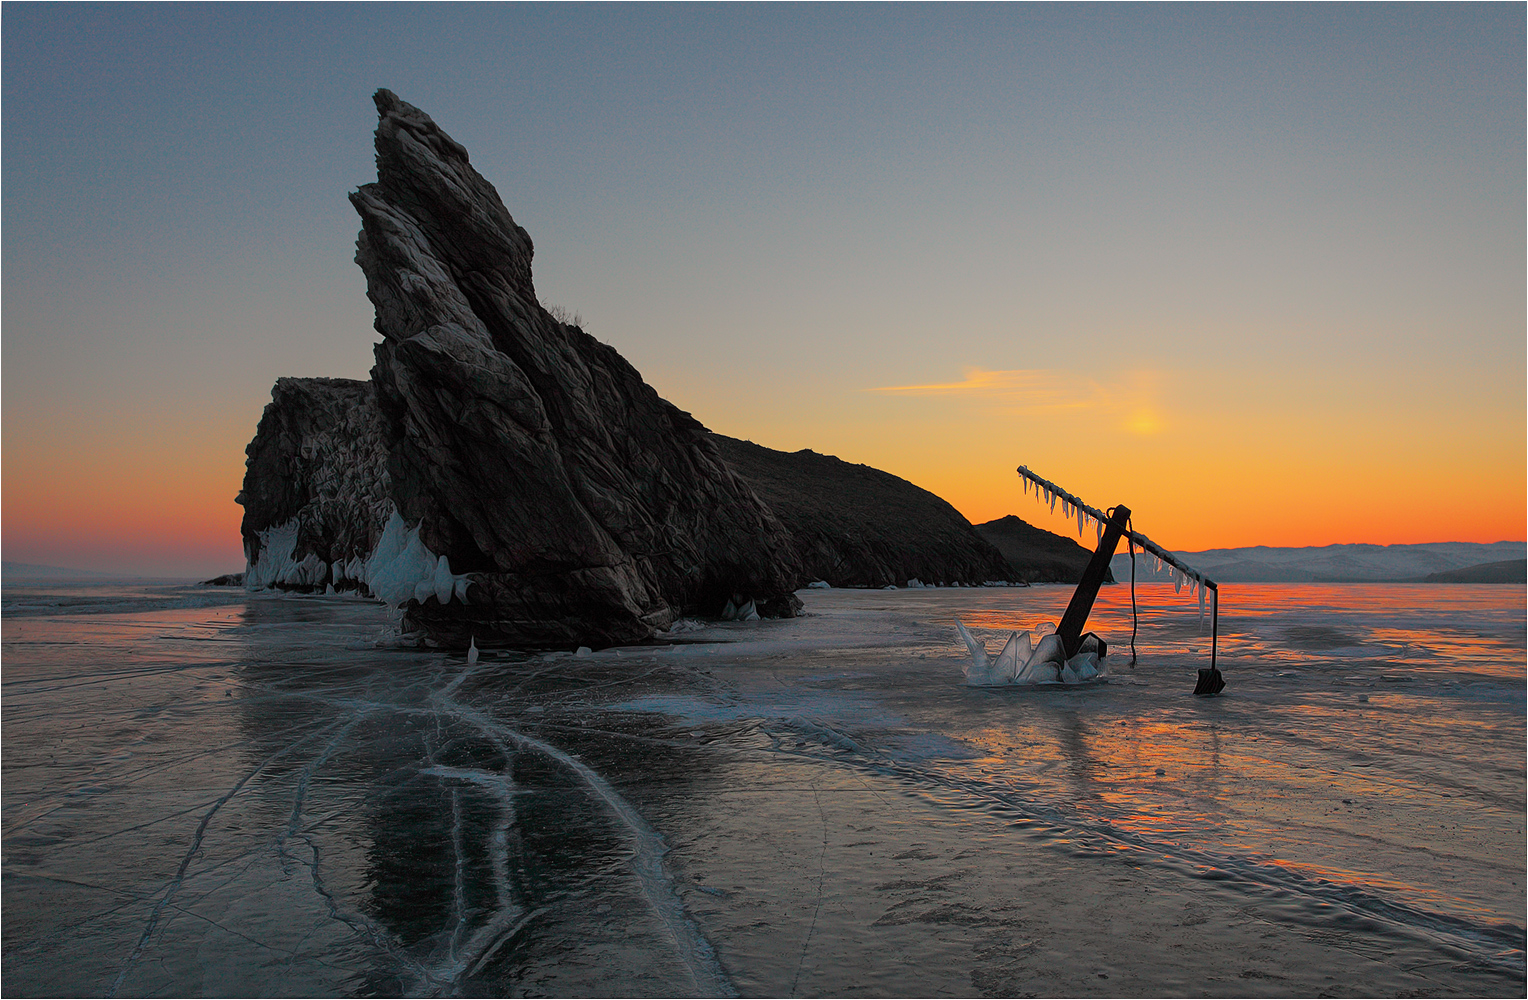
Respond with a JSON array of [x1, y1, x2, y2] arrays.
[[955, 619, 997, 685], [992, 630, 1032, 681], [955, 619, 1105, 686]]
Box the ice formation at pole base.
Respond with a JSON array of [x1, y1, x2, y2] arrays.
[[956, 618, 1105, 686]]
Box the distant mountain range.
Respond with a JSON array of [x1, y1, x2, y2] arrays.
[[1108, 541, 1526, 584]]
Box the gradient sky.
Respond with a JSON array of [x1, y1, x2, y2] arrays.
[[4, 3, 1524, 577]]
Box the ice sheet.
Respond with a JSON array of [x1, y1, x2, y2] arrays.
[[3, 582, 1523, 996]]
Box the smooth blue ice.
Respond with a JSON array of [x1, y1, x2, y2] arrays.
[[3, 580, 1523, 996]]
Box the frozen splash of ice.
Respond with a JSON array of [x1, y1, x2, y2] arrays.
[[955, 619, 1104, 687], [955, 619, 996, 685]]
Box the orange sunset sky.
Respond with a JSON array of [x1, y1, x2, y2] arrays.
[[4, 6, 1524, 577]]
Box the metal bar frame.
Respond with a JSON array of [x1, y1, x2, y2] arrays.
[[1017, 465, 1219, 671]]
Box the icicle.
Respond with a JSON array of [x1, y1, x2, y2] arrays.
[[1077, 505, 1087, 537], [1050, 491, 1058, 515], [467, 636, 479, 664], [1173, 569, 1183, 594], [1095, 518, 1103, 544], [1198, 583, 1207, 627]]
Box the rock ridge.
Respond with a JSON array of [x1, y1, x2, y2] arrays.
[[323, 90, 801, 644], [238, 377, 391, 592], [239, 90, 1077, 646], [710, 435, 1013, 587]]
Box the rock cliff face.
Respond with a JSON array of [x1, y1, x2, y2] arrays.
[[344, 90, 802, 645], [239, 377, 391, 592], [710, 435, 1012, 587], [240, 90, 1075, 645], [972, 515, 1110, 585]]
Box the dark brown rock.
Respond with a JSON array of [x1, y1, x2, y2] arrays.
[[349, 90, 802, 645], [710, 435, 1013, 587], [238, 377, 391, 592], [973, 515, 1112, 585]]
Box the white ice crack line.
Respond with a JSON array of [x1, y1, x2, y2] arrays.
[[106, 718, 347, 997], [429, 684, 737, 998]]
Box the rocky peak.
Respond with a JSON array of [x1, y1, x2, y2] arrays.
[[343, 89, 803, 644]]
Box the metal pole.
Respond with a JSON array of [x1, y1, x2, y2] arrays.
[[1019, 465, 1225, 693], [1055, 504, 1131, 659], [1209, 583, 1218, 671]]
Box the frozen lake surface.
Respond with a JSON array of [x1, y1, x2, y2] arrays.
[[3, 581, 1524, 996]]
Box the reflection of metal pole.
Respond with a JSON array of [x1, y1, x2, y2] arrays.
[[1056, 505, 1131, 659]]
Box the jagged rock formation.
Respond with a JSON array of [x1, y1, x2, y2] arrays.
[[711, 435, 1012, 587], [972, 515, 1111, 585], [340, 89, 802, 645], [238, 377, 392, 592], [240, 90, 1084, 645]]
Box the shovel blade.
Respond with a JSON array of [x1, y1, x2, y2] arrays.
[[1194, 666, 1225, 696]]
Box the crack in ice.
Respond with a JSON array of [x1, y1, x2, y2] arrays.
[[430, 681, 736, 997]]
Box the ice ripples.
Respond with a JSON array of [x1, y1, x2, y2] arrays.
[[751, 706, 1527, 978]]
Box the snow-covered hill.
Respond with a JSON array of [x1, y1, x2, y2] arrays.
[[1109, 541, 1526, 583]]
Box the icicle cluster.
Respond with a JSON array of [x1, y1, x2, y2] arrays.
[[1138, 547, 1210, 628], [1020, 467, 1107, 543], [1020, 464, 1215, 630]]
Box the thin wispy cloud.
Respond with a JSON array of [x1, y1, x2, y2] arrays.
[[868, 367, 1168, 433]]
